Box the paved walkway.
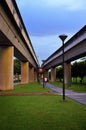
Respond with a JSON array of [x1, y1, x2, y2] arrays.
[[45, 83, 86, 106]]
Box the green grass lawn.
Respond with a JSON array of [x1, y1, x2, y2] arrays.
[[1, 82, 49, 93], [0, 83, 86, 130], [13, 82, 49, 92]]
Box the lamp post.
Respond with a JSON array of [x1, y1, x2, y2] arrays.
[[59, 34, 68, 101], [38, 67, 45, 88]]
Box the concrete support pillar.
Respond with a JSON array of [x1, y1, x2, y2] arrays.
[[44, 70, 48, 78], [21, 62, 29, 84], [51, 67, 56, 82], [34, 69, 37, 81], [30, 67, 34, 82], [64, 63, 71, 85], [0, 46, 14, 90]]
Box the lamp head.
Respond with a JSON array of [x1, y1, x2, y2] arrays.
[[59, 34, 68, 42]]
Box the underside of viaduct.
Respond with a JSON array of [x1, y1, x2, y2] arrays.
[[0, 0, 39, 90], [42, 25, 86, 85]]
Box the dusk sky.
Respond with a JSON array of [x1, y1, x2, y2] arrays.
[[16, 0, 86, 65]]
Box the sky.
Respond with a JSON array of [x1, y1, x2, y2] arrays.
[[16, 0, 86, 65]]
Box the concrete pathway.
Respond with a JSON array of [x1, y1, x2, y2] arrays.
[[45, 83, 86, 106]]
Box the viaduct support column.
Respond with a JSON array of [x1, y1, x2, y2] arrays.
[[51, 67, 56, 82], [0, 46, 14, 90], [64, 63, 71, 86], [44, 70, 48, 78], [34, 69, 37, 81], [30, 67, 34, 82], [21, 62, 29, 84]]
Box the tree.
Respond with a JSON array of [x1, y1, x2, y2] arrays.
[[72, 60, 86, 83], [78, 60, 86, 83], [14, 58, 21, 75], [56, 66, 63, 81], [72, 62, 79, 83]]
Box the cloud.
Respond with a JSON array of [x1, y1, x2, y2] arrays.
[[16, 0, 86, 64], [30, 35, 64, 64], [17, 0, 86, 11], [64, 0, 86, 11], [40, 0, 86, 11], [16, 0, 86, 37]]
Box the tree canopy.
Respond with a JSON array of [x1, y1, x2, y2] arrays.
[[14, 58, 21, 75]]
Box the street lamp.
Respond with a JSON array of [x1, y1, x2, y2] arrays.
[[38, 67, 45, 88], [59, 34, 68, 101]]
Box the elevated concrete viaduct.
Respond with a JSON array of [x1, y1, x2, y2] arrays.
[[42, 25, 86, 84], [0, 0, 39, 90]]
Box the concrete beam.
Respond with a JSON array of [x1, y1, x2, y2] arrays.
[[0, 5, 39, 68]]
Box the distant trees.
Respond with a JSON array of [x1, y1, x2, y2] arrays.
[[71, 62, 79, 83], [72, 60, 86, 83], [14, 58, 21, 82], [56, 67, 63, 82], [56, 60, 86, 84], [14, 58, 21, 75]]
